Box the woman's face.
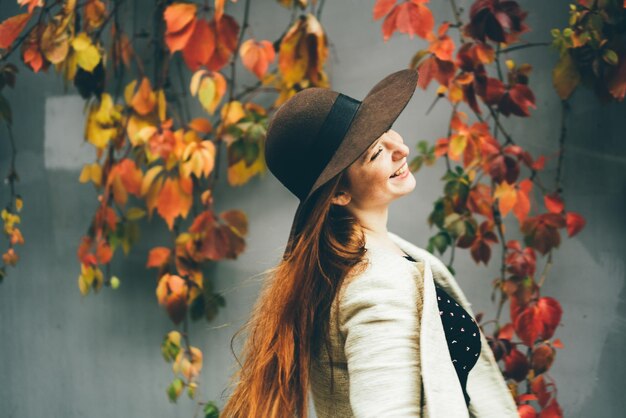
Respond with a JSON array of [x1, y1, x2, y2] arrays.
[[336, 128, 416, 211]]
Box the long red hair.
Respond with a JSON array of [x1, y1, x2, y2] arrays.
[[220, 171, 368, 417]]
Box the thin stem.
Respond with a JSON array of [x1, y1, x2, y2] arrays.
[[554, 100, 569, 194], [498, 42, 550, 54]]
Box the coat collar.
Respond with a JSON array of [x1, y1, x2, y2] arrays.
[[365, 231, 470, 417]]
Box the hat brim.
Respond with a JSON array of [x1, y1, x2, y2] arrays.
[[282, 68, 419, 259]]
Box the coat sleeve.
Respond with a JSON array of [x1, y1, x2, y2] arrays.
[[338, 264, 423, 417]]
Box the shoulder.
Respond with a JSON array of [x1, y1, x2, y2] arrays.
[[337, 249, 424, 321]]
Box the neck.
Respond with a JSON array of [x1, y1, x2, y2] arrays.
[[350, 205, 393, 247]]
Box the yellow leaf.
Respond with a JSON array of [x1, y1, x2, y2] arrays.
[[552, 52, 580, 100], [85, 93, 123, 149], [157, 89, 167, 121], [220, 100, 245, 126], [448, 134, 467, 160], [71, 32, 101, 72], [126, 207, 146, 220], [227, 152, 266, 186], [79, 162, 102, 186]]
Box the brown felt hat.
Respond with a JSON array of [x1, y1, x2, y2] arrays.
[[264, 68, 419, 258]]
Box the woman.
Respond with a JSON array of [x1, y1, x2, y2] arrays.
[[221, 69, 518, 417]]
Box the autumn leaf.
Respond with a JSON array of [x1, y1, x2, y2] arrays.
[[84, 93, 123, 149], [84, 0, 107, 30], [71, 32, 102, 73], [131, 78, 157, 116], [164, 2, 197, 52], [522, 213, 566, 255], [156, 176, 193, 230], [188, 118, 213, 134], [531, 343, 555, 374], [374, 0, 435, 41], [173, 346, 203, 381], [18, 0, 43, 14], [0, 13, 31, 49], [206, 14, 239, 71], [147, 247, 171, 268], [544, 193, 564, 214], [180, 136, 216, 179], [41, 12, 73, 64], [504, 348, 529, 382], [156, 273, 188, 324], [190, 70, 227, 114], [427, 23, 455, 61], [79, 162, 103, 187], [463, 0, 529, 43], [240, 39, 276, 79], [552, 51, 580, 100], [106, 158, 144, 207], [182, 19, 215, 70], [565, 211, 585, 237], [21, 24, 46, 72], [279, 13, 329, 88], [220, 209, 248, 237]]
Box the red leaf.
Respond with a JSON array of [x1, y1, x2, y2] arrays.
[[518, 404, 538, 418], [544, 193, 564, 214], [565, 211, 585, 237], [504, 348, 529, 382], [0, 13, 31, 49], [182, 19, 215, 70], [539, 399, 563, 418], [552, 338, 564, 349], [498, 322, 515, 340], [531, 375, 552, 408], [538, 297, 562, 340], [373, 0, 397, 21], [515, 304, 542, 346], [531, 343, 555, 374], [147, 247, 171, 268]]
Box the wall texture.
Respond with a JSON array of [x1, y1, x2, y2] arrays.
[[0, 1, 624, 417]]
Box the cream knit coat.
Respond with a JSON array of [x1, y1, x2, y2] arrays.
[[309, 232, 518, 418]]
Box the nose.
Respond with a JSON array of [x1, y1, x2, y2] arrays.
[[390, 136, 409, 160]]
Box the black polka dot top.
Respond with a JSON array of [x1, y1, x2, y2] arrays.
[[403, 253, 481, 406]]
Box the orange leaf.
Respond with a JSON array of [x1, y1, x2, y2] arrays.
[[0, 13, 31, 49], [544, 193, 564, 214], [156, 177, 193, 230], [206, 14, 239, 71], [95, 238, 113, 264], [18, 0, 43, 14], [182, 19, 215, 70], [513, 179, 533, 223], [373, 0, 397, 20], [188, 117, 213, 133], [156, 273, 188, 324], [494, 181, 517, 218], [565, 211, 585, 237], [164, 3, 197, 52], [240, 39, 275, 79], [131, 78, 157, 116], [147, 247, 171, 268]]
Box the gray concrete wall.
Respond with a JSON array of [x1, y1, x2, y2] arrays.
[[0, 1, 624, 417]]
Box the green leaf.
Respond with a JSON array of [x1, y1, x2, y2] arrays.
[[204, 401, 220, 418], [602, 49, 618, 66], [167, 378, 184, 403]]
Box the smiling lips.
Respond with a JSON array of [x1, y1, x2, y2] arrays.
[[390, 162, 408, 178]]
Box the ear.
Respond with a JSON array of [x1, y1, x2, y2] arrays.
[[331, 191, 351, 206]]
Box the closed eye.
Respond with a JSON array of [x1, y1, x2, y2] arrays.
[[370, 146, 383, 161]]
